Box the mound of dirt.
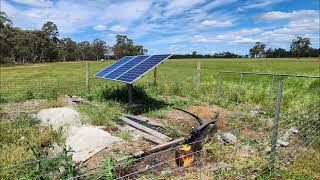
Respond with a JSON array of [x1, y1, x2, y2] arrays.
[[167, 105, 234, 129]]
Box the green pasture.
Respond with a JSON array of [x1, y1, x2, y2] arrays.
[[1, 58, 319, 110]]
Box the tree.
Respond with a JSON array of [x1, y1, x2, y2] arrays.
[[249, 42, 266, 58], [0, 11, 12, 28], [105, 45, 112, 60], [192, 51, 197, 57], [290, 37, 311, 58], [59, 38, 77, 61], [273, 48, 287, 58], [42, 21, 59, 43], [92, 39, 107, 61], [113, 35, 147, 59], [78, 41, 92, 60]]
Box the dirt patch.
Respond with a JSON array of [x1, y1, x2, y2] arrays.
[[164, 105, 235, 133], [84, 137, 154, 172]]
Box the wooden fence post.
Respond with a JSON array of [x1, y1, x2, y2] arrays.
[[196, 61, 201, 94], [85, 63, 90, 91]]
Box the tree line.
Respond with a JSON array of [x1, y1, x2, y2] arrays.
[[1, 11, 319, 64], [172, 51, 241, 59], [249, 38, 319, 58], [0, 12, 147, 64]]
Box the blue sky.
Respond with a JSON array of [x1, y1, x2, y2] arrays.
[[2, 0, 319, 55]]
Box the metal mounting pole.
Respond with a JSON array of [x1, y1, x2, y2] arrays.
[[127, 84, 133, 104], [269, 80, 284, 170], [153, 67, 157, 86]]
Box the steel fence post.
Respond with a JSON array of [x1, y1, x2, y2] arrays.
[[269, 80, 284, 171], [268, 74, 275, 106]]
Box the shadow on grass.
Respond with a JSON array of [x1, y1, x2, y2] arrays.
[[89, 84, 168, 114]]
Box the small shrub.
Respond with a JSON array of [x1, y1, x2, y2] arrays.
[[0, 94, 7, 103], [161, 125, 183, 138], [101, 156, 116, 180], [41, 89, 58, 100], [116, 130, 133, 142], [25, 90, 35, 100]]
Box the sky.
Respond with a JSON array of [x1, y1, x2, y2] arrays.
[[1, 0, 320, 55]]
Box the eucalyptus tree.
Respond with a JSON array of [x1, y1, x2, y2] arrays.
[[113, 35, 147, 59], [290, 37, 311, 58], [249, 42, 266, 58]]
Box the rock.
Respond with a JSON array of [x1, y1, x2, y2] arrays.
[[216, 134, 224, 143], [37, 107, 82, 130], [250, 110, 259, 117], [265, 146, 271, 153], [66, 126, 122, 163], [277, 139, 289, 147], [265, 118, 274, 127], [48, 142, 63, 157], [64, 95, 86, 104], [291, 127, 299, 134], [160, 170, 172, 176], [30, 113, 37, 119], [221, 132, 238, 145], [282, 127, 299, 142], [59, 166, 65, 174]]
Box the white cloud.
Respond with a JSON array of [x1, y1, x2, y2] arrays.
[[200, 20, 233, 27], [12, 0, 53, 7], [110, 25, 127, 33], [164, 0, 206, 17], [202, 0, 238, 10], [240, 0, 288, 10], [259, 10, 319, 21], [102, 0, 151, 22], [93, 25, 107, 31]]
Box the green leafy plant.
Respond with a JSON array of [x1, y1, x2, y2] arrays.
[[25, 90, 34, 100], [116, 130, 133, 142], [101, 156, 116, 180]]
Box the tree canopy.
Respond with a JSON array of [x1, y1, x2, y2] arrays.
[[0, 11, 147, 64]]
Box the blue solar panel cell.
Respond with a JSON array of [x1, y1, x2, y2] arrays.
[[117, 54, 171, 83], [95, 56, 134, 78], [104, 55, 150, 80]]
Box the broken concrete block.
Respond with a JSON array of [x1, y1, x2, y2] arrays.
[[37, 107, 82, 130], [66, 126, 122, 163]]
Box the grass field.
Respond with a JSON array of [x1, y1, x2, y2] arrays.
[[1, 58, 319, 109], [0, 58, 319, 179]]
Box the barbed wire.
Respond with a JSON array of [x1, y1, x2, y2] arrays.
[[66, 136, 216, 178]]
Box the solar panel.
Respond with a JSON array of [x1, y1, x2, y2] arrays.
[[104, 55, 150, 80], [95, 54, 172, 84], [116, 54, 171, 83], [95, 56, 134, 78]]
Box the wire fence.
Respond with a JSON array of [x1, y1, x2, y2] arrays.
[[0, 62, 319, 179]]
